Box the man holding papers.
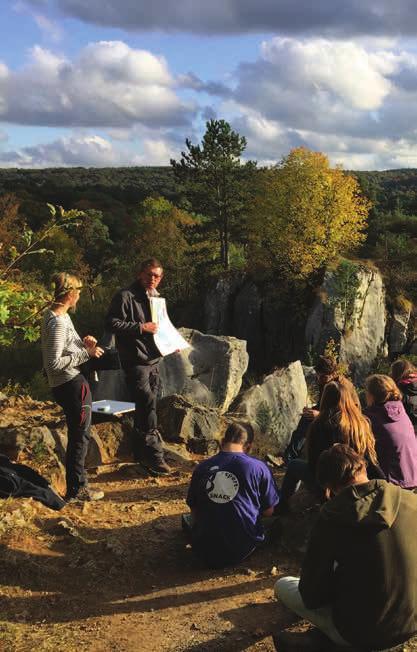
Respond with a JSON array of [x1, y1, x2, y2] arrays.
[[105, 258, 172, 476]]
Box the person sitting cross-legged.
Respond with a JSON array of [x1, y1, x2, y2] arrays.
[[184, 421, 280, 569], [273, 444, 417, 652]]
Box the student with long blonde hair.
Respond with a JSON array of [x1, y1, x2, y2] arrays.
[[41, 272, 105, 502], [307, 377, 379, 474], [278, 377, 382, 513], [365, 374, 417, 489]]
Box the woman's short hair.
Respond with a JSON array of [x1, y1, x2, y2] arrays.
[[317, 443, 366, 489], [52, 272, 82, 302], [365, 374, 402, 404]]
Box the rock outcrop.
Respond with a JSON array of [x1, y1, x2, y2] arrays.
[[388, 299, 412, 356], [159, 328, 249, 413], [157, 395, 223, 454], [306, 263, 386, 381], [232, 361, 308, 456]]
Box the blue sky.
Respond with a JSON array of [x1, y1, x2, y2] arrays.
[[2, 1, 417, 169]]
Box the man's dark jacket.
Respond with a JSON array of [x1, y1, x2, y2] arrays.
[[105, 281, 161, 367], [299, 480, 417, 650]]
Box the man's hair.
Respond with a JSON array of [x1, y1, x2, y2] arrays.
[[223, 421, 255, 446], [314, 355, 338, 377], [365, 374, 402, 404], [138, 258, 163, 273], [317, 443, 366, 490]]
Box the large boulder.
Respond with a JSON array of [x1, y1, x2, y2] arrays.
[[157, 394, 223, 454], [388, 299, 412, 356], [159, 328, 249, 413], [306, 263, 386, 382], [232, 361, 308, 456]]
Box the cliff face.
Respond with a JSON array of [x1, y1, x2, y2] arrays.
[[305, 264, 386, 381], [204, 263, 388, 379]]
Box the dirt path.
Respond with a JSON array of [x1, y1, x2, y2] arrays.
[[0, 463, 300, 652], [1, 463, 416, 652]]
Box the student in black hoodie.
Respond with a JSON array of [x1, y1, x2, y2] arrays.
[[391, 358, 417, 426], [105, 258, 171, 476], [273, 445, 417, 652]]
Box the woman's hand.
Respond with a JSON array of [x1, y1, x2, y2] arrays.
[[83, 335, 97, 348], [87, 345, 104, 358]]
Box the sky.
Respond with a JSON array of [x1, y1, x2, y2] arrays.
[[2, 1, 417, 169]]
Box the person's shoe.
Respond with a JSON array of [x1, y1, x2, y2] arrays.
[[137, 459, 172, 477], [272, 628, 350, 652], [65, 486, 104, 503], [266, 453, 286, 469]]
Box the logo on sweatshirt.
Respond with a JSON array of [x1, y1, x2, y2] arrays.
[[206, 471, 239, 503]]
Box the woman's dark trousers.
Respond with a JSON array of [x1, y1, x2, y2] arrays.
[[52, 374, 92, 498]]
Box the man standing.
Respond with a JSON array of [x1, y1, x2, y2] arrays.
[[185, 421, 280, 568], [274, 444, 417, 651], [105, 258, 171, 475]]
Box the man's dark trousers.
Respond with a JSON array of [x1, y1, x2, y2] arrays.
[[125, 363, 164, 464]]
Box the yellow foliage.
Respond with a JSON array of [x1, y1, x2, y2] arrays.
[[247, 148, 370, 279]]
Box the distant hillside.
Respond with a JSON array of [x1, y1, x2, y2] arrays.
[[0, 166, 180, 210], [2, 166, 417, 217], [353, 169, 417, 215]]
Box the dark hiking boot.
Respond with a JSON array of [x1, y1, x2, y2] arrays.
[[65, 486, 104, 503], [272, 628, 352, 652], [137, 459, 172, 477]]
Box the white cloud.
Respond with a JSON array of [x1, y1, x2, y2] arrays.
[[0, 41, 195, 128], [261, 37, 395, 110], [0, 132, 181, 168]]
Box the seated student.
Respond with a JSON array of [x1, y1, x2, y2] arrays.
[[185, 421, 280, 568], [278, 377, 382, 513], [283, 356, 340, 465], [365, 374, 417, 489], [391, 358, 417, 426], [274, 444, 417, 652]]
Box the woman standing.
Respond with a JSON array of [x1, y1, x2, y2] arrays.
[[41, 273, 104, 502], [365, 374, 417, 489]]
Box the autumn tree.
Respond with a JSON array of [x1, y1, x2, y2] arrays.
[[246, 148, 370, 280], [130, 196, 199, 302], [171, 119, 256, 270], [0, 203, 83, 346]]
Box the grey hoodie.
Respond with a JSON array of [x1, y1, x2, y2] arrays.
[[299, 480, 417, 649]]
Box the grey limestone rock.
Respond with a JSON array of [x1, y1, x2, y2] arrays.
[[306, 264, 386, 382], [232, 361, 308, 456], [159, 328, 249, 413]]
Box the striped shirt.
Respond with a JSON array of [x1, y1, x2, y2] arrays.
[[41, 309, 90, 388]]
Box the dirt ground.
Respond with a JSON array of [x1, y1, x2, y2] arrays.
[[0, 459, 416, 652], [0, 458, 302, 652]]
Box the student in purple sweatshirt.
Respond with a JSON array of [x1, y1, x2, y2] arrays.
[[365, 374, 417, 490]]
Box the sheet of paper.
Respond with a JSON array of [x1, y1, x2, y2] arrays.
[[149, 297, 190, 357]]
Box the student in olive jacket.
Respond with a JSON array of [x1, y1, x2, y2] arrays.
[[274, 445, 417, 652]]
